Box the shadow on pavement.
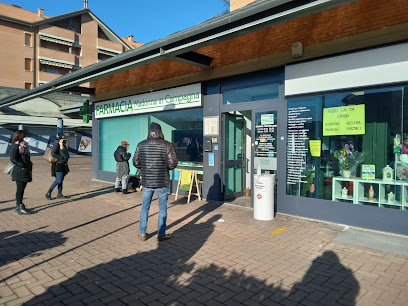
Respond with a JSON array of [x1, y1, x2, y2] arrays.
[[0, 186, 118, 214], [288, 250, 360, 305], [0, 229, 67, 270], [21, 202, 360, 305], [0, 199, 15, 205], [32, 186, 120, 213]]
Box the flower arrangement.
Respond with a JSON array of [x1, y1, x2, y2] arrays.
[[335, 142, 364, 177]]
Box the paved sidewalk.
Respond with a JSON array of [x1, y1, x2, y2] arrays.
[[0, 156, 407, 305]]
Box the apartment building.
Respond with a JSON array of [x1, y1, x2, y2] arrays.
[[0, 2, 142, 89], [0, 3, 142, 156]]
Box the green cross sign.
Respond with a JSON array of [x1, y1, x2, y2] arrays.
[[79, 99, 92, 123]]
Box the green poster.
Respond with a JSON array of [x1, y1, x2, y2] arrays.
[[323, 104, 365, 136]]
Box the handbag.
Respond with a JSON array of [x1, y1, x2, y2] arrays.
[[43, 147, 58, 164], [4, 162, 14, 175]]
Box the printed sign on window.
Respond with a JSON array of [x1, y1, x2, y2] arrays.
[[261, 114, 274, 125], [323, 104, 365, 136]]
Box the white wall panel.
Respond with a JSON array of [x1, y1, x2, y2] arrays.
[[285, 43, 408, 96]]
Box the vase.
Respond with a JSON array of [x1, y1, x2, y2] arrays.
[[342, 170, 351, 178]]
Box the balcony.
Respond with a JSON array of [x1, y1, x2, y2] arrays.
[[38, 48, 77, 65], [97, 38, 123, 54], [38, 25, 81, 44]]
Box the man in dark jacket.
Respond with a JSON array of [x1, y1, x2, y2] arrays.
[[114, 140, 131, 194], [133, 122, 178, 241]]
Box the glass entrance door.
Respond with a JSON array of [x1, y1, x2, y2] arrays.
[[223, 113, 246, 199]]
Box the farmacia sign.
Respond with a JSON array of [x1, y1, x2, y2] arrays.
[[95, 83, 201, 119]]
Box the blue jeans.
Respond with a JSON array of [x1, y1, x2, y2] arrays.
[[50, 172, 65, 191], [139, 186, 169, 236]]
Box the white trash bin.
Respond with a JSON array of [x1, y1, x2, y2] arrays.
[[254, 174, 275, 220]]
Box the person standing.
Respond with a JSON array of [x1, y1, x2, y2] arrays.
[[10, 130, 33, 215], [133, 123, 178, 241], [45, 133, 70, 200], [114, 140, 131, 194]]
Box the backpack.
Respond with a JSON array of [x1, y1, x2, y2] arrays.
[[127, 170, 142, 191]]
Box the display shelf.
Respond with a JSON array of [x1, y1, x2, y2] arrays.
[[358, 197, 379, 204], [333, 195, 354, 201], [332, 177, 408, 210]]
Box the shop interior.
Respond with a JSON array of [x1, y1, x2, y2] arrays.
[[286, 86, 408, 211]]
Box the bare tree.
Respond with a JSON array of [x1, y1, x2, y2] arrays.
[[217, 0, 230, 16]]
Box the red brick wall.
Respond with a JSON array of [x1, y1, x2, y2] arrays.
[[197, 0, 408, 67], [93, 0, 408, 95]]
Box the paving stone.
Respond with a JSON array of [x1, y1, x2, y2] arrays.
[[0, 156, 407, 306]]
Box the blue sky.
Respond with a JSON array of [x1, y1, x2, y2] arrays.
[[2, 0, 229, 43]]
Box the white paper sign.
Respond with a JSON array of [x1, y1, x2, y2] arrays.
[[204, 116, 219, 135], [254, 181, 267, 192]]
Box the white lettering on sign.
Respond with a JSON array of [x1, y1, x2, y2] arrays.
[[95, 83, 202, 119]]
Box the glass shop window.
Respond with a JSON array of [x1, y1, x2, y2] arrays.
[[286, 87, 408, 211], [99, 108, 203, 173], [223, 83, 279, 104], [221, 69, 283, 104]]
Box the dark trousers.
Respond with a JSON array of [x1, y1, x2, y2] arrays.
[[16, 181, 27, 205]]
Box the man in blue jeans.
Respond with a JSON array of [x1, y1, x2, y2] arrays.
[[133, 123, 178, 241]]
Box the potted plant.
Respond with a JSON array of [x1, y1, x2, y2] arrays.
[[335, 143, 364, 178]]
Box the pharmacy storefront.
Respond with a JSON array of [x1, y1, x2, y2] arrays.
[[92, 69, 286, 205], [93, 83, 205, 192]]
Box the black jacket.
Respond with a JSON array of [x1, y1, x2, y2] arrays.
[[114, 146, 131, 162], [51, 140, 70, 176], [133, 126, 178, 188], [10, 143, 32, 182]]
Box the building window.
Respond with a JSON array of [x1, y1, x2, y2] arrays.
[[24, 82, 32, 89], [221, 69, 282, 104], [24, 33, 32, 47], [24, 58, 32, 71], [223, 83, 279, 104], [286, 86, 408, 211]]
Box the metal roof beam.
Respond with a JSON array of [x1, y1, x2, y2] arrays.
[[59, 86, 95, 95], [173, 51, 213, 69], [0, 0, 357, 108], [160, 48, 213, 68]]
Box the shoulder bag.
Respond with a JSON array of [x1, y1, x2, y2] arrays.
[[43, 147, 58, 164], [4, 162, 14, 175]]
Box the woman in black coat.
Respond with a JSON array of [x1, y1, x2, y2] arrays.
[[10, 130, 33, 215], [45, 133, 70, 200]]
